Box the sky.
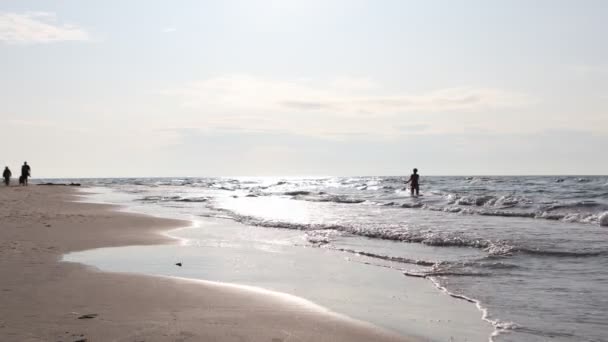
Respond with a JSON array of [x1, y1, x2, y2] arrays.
[[0, 0, 607, 177]]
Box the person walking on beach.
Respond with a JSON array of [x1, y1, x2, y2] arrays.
[[405, 168, 420, 197], [3, 166, 12, 186], [21, 162, 31, 186]]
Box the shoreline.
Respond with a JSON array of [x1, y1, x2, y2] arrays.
[[66, 186, 495, 342], [0, 186, 411, 342]]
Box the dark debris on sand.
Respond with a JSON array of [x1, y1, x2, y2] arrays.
[[77, 314, 97, 319]]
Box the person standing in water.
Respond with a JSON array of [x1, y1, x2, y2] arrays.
[[3, 166, 12, 186], [21, 162, 31, 186], [405, 168, 420, 196]]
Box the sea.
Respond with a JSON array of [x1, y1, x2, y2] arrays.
[[55, 176, 608, 342]]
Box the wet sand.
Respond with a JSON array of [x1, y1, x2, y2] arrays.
[[0, 186, 411, 342]]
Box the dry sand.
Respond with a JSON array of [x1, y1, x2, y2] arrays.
[[0, 185, 413, 342]]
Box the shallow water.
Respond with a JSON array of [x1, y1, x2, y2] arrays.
[[54, 176, 608, 341], [66, 217, 492, 342]]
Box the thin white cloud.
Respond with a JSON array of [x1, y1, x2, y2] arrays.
[[160, 75, 531, 139], [0, 12, 89, 44], [164, 74, 527, 114]]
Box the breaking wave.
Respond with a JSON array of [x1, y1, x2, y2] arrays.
[[284, 191, 312, 196], [292, 194, 367, 204], [137, 195, 208, 203], [600, 212, 608, 227], [208, 206, 608, 261], [283, 188, 608, 226]]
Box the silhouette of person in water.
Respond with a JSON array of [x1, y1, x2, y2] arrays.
[[405, 168, 420, 196], [21, 162, 31, 186], [3, 166, 12, 186]]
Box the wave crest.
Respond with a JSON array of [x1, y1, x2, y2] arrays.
[[600, 212, 608, 227]]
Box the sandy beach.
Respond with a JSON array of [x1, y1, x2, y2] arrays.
[[0, 185, 411, 342]]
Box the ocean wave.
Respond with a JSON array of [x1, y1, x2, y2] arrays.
[[484, 243, 608, 258], [400, 203, 424, 208], [405, 270, 492, 277], [305, 229, 345, 246], [473, 261, 520, 270], [456, 195, 495, 206], [543, 200, 602, 211], [284, 190, 312, 196], [483, 244, 517, 256], [437, 206, 463, 213], [477, 210, 536, 218], [293, 195, 366, 204], [266, 180, 608, 226], [433, 205, 606, 226], [137, 195, 182, 202], [329, 247, 437, 266], [176, 197, 208, 202], [447, 194, 526, 208], [517, 248, 608, 258], [216, 186, 236, 191], [210, 207, 608, 261], [132, 180, 152, 186], [208, 208, 504, 250], [137, 195, 208, 203], [601, 212, 608, 227]]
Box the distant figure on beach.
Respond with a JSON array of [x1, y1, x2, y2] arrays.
[[3, 167, 11, 186], [405, 168, 420, 196], [21, 162, 31, 186]]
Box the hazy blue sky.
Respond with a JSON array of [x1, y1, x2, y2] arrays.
[[1, 1, 606, 177]]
